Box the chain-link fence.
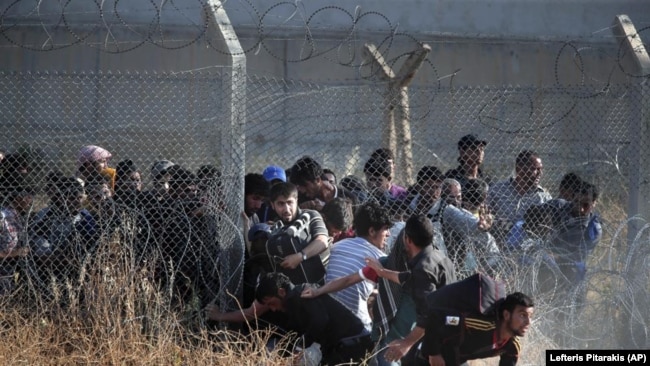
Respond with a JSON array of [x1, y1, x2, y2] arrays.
[[1, 0, 650, 363], [0, 70, 247, 324], [1, 69, 648, 349]]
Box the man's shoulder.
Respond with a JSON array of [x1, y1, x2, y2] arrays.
[[416, 246, 454, 269], [299, 208, 322, 219], [336, 185, 359, 203], [529, 185, 552, 197], [463, 314, 498, 331], [331, 236, 384, 257], [332, 236, 366, 248], [509, 335, 523, 354], [405, 249, 456, 291], [490, 179, 512, 190]]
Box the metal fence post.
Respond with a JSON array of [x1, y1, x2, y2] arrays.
[[612, 14, 650, 348], [612, 15, 650, 241], [363, 43, 431, 186], [207, 0, 247, 313]]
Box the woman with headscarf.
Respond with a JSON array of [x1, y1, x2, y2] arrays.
[[76, 145, 115, 191]]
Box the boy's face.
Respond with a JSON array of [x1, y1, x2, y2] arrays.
[[572, 193, 597, 218], [121, 171, 142, 193], [420, 178, 442, 200], [367, 225, 390, 251], [366, 174, 390, 192]]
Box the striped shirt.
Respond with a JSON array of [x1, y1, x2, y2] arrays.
[[0, 207, 22, 253], [325, 236, 385, 330]]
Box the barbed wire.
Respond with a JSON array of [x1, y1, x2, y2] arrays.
[[2, 1, 648, 79]]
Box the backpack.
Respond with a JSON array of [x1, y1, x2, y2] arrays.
[[266, 211, 327, 285], [425, 272, 506, 317]]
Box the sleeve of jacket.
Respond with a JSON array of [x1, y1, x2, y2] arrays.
[[415, 252, 456, 328], [421, 308, 463, 357], [498, 336, 521, 366]]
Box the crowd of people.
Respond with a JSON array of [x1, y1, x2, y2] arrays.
[[0, 134, 602, 365]]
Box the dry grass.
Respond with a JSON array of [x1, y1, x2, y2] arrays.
[[1, 196, 646, 365], [0, 232, 304, 366]]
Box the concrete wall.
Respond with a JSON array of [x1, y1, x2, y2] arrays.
[[0, 0, 645, 194], [1, 0, 648, 85]]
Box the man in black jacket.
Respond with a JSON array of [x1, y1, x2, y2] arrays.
[[422, 292, 534, 366], [255, 272, 373, 365]]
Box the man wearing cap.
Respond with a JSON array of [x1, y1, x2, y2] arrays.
[[262, 165, 287, 186], [445, 134, 492, 191], [149, 160, 176, 201]]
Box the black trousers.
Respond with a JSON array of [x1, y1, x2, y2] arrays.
[[322, 335, 375, 365]]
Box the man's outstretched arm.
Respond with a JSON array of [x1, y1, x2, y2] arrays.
[[205, 300, 269, 322], [301, 271, 365, 298]]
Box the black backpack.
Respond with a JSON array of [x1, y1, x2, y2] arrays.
[[426, 272, 506, 317], [266, 211, 327, 285]]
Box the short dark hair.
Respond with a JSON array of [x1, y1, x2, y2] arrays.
[[363, 157, 392, 178], [416, 166, 444, 185], [577, 181, 599, 201], [323, 168, 336, 180], [197, 164, 222, 190], [559, 172, 582, 193], [115, 159, 138, 181], [515, 150, 539, 168], [370, 148, 394, 162], [463, 178, 489, 207], [245, 173, 269, 197], [167, 166, 196, 191], [441, 178, 461, 199], [354, 201, 392, 237], [255, 272, 292, 303], [340, 175, 367, 192], [197, 164, 221, 180], [49, 176, 85, 199], [269, 182, 298, 202], [404, 214, 435, 248], [289, 156, 323, 186], [321, 197, 353, 232], [499, 292, 534, 317]]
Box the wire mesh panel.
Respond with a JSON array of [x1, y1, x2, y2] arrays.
[[243, 77, 649, 350], [0, 70, 245, 319]]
